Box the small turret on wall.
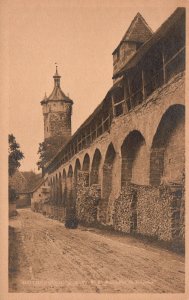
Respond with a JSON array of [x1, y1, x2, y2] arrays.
[[112, 13, 153, 79]]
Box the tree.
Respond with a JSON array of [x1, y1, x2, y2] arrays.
[[9, 134, 24, 204], [8, 134, 24, 177], [37, 136, 65, 170]]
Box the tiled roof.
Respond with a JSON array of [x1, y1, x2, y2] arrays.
[[41, 67, 73, 103], [112, 12, 153, 54], [30, 177, 46, 193], [113, 7, 185, 79], [48, 85, 68, 101], [122, 13, 153, 42]]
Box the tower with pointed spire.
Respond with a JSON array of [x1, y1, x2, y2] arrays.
[[41, 66, 73, 142], [112, 13, 153, 78]]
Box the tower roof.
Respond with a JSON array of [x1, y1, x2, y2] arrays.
[[113, 7, 185, 79], [112, 13, 153, 54], [48, 84, 67, 101], [41, 66, 73, 104], [54, 65, 60, 77]]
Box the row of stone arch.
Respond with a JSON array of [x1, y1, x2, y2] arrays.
[[49, 104, 184, 211]]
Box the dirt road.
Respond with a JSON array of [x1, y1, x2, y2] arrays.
[[9, 208, 185, 293]]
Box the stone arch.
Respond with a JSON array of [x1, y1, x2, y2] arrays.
[[49, 178, 53, 202], [55, 173, 58, 204], [150, 104, 185, 186], [58, 172, 62, 205], [82, 153, 90, 186], [82, 153, 90, 171], [66, 165, 74, 217], [52, 176, 56, 203], [102, 143, 116, 200], [63, 169, 67, 178], [74, 158, 81, 183], [73, 158, 81, 205], [68, 165, 73, 177], [121, 130, 149, 186], [62, 169, 67, 207], [91, 148, 102, 185]]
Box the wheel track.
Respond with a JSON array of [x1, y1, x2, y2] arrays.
[[11, 209, 185, 293]]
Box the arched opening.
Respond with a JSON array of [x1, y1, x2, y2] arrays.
[[67, 165, 73, 190], [74, 159, 81, 184], [74, 159, 81, 200], [121, 130, 148, 186], [82, 153, 90, 186], [50, 178, 53, 202], [67, 165, 74, 213], [150, 105, 185, 186], [52, 177, 56, 203], [150, 104, 185, 240], [59, 172, 62, 205], [102, 143, 116, 200], [50, 177, 56, 218], [91, 149, 102, 185], [55, 174, 58, 205], [62, 169, 67, 207], [54, 174, 59, 218]]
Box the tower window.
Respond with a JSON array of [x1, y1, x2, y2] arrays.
[[47, 127, 48, 132]]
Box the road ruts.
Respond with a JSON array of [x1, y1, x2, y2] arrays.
[[9, 208, 185, 293]]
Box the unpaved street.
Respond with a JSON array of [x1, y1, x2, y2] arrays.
[[9, 208, 184, 293]]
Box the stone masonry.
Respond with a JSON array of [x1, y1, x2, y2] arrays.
[[34, 8, 185, 248]]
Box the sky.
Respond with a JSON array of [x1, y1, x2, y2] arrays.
[[7, 0, 181, 172]]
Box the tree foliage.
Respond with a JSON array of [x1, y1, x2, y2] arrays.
[[37, 136, 65, 170], [8, 134, 24, 177]]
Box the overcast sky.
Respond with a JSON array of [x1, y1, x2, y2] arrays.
[[7, 0, 180, 172]]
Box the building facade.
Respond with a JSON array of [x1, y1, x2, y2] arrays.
[[31, 178, 50, 213], [35, 8, 185, 246]]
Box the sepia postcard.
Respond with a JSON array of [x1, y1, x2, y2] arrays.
[[0, 0, 188, 299]]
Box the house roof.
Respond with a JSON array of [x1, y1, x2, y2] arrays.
[[112, 12, 153, 55], [30, 177, 47, 193], [113, 7, 185, 79]]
